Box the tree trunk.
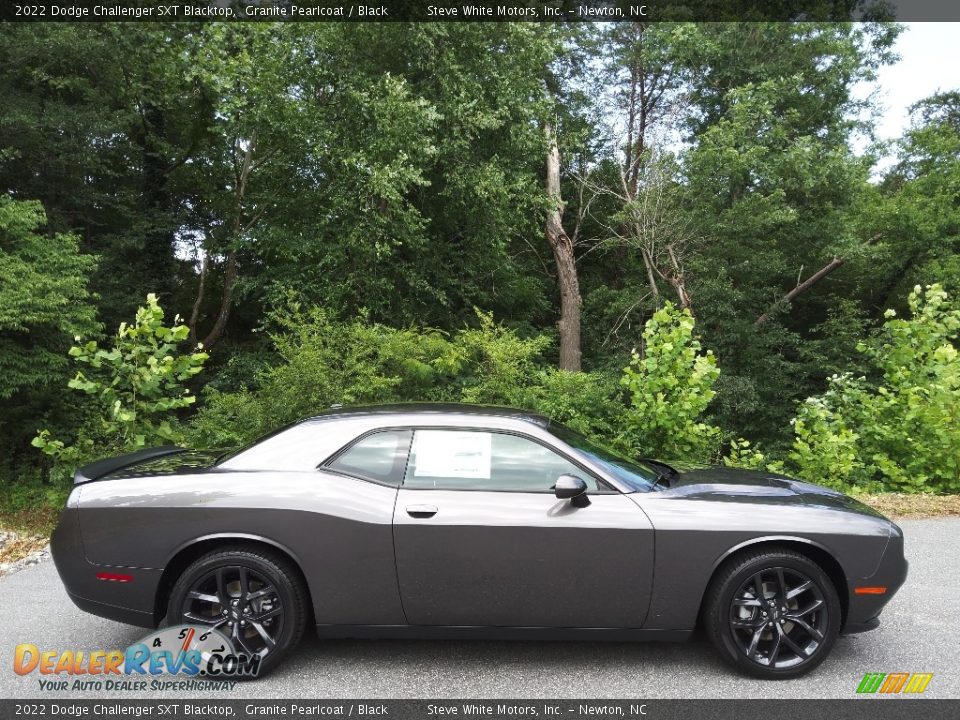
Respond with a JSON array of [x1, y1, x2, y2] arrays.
[[755, 256, 845, 327], [640, 247, 660, 303], [198, 130, 258, 349], [666, 243, 692, 311], [188, 249, 208, 345], [545, 122, 582, 371], [136, 104, 177, 303], [200, 251, 237, 349]]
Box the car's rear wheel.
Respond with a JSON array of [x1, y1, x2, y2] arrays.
[[167, 547, 308, 677], [704, 548, 841, 679]]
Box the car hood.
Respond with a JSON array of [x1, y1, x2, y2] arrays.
[[658, 463, 886, 518]]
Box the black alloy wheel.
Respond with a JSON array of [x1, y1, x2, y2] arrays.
[[167, 547, 308, 677], [729, 566, 829, 669], [180, 564, 285, 656], [704, 548, 841, 679]]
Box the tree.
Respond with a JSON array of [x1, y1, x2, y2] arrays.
[[0, 25, 215, 327], [582, 150, 697, 313], [206, 24, 560, 341], [180, 24, 310, 349], [619, 302, 721, 460], [0, 196, 98, 450], [602, 24, 694, 310], [34, 294, 208, 462], [860, 92, 960, 308], [786, 285, 960, 492], [675, 22, 900, 445], [544, 121, 583, 371]]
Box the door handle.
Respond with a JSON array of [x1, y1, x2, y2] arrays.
[[406, 504, 438, 518]]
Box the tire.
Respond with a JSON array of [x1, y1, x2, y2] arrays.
[[167, 547, 308, 678], [703, 547, 841, 679]]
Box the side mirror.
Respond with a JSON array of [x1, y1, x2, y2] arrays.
[[554, 474, 588, 500]]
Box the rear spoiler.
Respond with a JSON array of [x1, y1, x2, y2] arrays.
[[73, 446, 184, 485]]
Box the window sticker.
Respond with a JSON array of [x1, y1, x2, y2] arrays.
[[413, 430, 492, 479]]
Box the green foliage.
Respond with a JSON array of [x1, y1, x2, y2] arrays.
[[0, 197, 98, 400], [450, 313, 625, 441], [189, 306, 459, 447], [33, 295, 208, 470], [662, 22, 901, 448], [453, 311, 552, 406], [785, 285, 960, 492], [722, 438, 772, 472], [619, 303, 722, 460], [218, 23, 559, 331], [0, 462, 69, 533], [865, 92, 960, 306], [0, 196, 98, 460], [0, 25, 215, 324], [523, 370, 622, 442], [786, 381, 867, 490], [681, 68, 875, 445], [4, 21, 960, 511], [190, 302, 637, 456]]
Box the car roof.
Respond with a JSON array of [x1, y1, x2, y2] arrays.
[[304, 402, 549, 428]]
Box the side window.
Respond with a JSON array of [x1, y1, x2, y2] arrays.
[[324, 430, 412, 487], [403, 430, 601, 492]]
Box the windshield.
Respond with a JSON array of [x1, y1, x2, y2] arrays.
[[548, 424, 657, 492]]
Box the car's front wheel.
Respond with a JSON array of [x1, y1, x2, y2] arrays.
[[704, 548, 841, 679], [167, 547, 308, 677]]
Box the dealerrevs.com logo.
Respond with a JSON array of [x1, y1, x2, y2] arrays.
[[856, 672, 934, 694], [13, 625, 260, 691]]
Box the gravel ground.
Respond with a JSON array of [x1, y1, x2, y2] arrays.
[[0, 519, 956, 700], [0, 530, 49, 578]]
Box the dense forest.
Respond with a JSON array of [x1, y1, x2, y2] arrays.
[[2, 21, 959, 521]]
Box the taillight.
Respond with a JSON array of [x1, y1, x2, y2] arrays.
[[95, 572, 133, 583], [854, 586, 887, 595]]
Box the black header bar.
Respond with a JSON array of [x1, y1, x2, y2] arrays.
[[0, 700, 959, 720], [3, 1, 960, 23]]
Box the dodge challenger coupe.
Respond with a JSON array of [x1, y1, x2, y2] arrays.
[[51, 403, 907, 678]]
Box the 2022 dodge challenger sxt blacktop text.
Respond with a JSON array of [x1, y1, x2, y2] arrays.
[[51, 404, 907, 679]]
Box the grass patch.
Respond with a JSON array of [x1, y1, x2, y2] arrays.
[[0, 471, 69, 539], [0, 501, 58, 566], [856, 492, 960, 519], [0, 504, 61, 537], [0, 533, 48, 566]]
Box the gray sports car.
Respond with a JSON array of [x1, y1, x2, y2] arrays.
[[51, 403, 907, 679]]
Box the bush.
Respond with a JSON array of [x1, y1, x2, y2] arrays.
[[190, 306, 461, 447], [189, 308, 556, 448], [723, 438, 772, 472], [0, 463, 69, 529], [0, 196, 99, 457], [784, 284, 960, 492], [524, 369, 623, 441], [32, 294, 208, 481], [189, 302, 728, 464], [452, 310, 551, 406], [619, 302, 722, 461]]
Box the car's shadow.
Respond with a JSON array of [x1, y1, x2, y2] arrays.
[[87, 609, 885, 693], [261, 629, 881, 691]]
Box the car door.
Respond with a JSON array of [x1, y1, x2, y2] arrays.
[[392, 427, 655, 628]]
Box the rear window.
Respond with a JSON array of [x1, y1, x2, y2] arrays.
[[324, 430, 412, 486]]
